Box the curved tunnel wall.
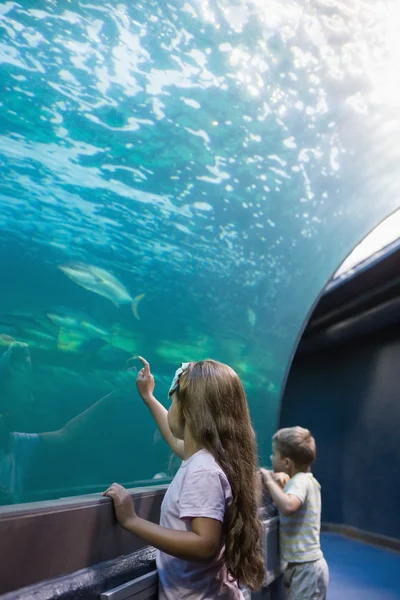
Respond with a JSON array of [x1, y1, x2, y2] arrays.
[[0, 1, 400, 504], [281, 317, 400, 540]]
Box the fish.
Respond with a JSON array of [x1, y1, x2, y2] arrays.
[[56, 329, 87, 353], [47, 309, 110, 339], [0, 323, 19, 338], [0, 315, 56, 350], [152, 472, 169, 480], [109, 326, 139, 354], [47, 312, 81, 330], [59, 263, 145, 320], [59, 263, 132, 306], [0, 333, 15, 347], [23, 328, 55, 343], [80, 320, 110, 338], [247, 308, 256, 328], [132, 293, 145, 320]]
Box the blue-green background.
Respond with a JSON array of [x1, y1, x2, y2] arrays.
[[0, 0, 399, 503]]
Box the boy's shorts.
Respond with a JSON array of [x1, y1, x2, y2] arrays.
[[284, 557, 329, 600]]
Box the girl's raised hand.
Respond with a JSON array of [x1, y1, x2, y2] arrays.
[[103, 483, 137, 529], [136, 356, 155, 403]]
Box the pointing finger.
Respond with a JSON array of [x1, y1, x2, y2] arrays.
[[138, 356, 150, 375]]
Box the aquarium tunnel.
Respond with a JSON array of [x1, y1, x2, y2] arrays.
[[0, 1, 400, 599]]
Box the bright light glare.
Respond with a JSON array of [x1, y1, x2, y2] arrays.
[[335, 209, 400, 278]]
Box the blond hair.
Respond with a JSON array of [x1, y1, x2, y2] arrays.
[[273, 426, 316, 467], [177, 360, 265, 591]]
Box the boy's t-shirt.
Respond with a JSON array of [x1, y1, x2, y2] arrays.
[[156, 449, 244, 600], [279, 472, 323, 564]]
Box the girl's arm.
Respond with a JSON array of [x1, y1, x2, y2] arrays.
[[136, 357, 184, 459], [104, 483, 221, 561], [142, 394, 185, 459], [125, 515, 221, 561]]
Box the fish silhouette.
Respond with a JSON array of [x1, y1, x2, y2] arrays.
[[59, 263, 145, 320]]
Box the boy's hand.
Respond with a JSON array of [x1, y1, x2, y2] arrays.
[[272, 472, 290, 489], [260, 469, 289, 490], [136, 356, 155, 403], [103, 483, 137, 529], [260, 468, 274, 488], [260, 469, 301, 515]]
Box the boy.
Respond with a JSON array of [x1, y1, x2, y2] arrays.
[[261, 426, 328, 600]]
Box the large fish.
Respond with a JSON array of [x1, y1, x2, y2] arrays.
[[59, 263, 145, 320]]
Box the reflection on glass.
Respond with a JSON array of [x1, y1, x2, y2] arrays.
[[333, 209, 400, 283], [1, 0, 400, 505], [0, 340, 149, 504]]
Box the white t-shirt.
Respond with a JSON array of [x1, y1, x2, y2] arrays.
[[157, 449, 244, 600], [280, 472, 323, 564], [0, 432, 40, 504]]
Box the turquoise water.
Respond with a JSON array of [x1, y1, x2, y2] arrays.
[[0, 1, 399, 505]]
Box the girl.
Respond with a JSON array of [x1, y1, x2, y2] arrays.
[[104, 357, 265, 599]]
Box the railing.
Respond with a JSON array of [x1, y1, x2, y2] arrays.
[[96, 517, 283, 600], [0, 488, 284, 600], [100, 571, 158, 600]]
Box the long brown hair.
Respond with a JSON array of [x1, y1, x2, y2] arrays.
[[177, 359, 265, 591]]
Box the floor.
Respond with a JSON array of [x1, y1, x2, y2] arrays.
[[322, 533, 400, 600]]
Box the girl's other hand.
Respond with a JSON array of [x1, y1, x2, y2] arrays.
[[136, 356, 155, 403], [103, 483, 137, 529]]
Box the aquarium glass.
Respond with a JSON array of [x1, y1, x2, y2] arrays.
[[0, 0, 400, 505]]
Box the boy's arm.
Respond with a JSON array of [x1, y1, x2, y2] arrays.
[[272, 471, 290, 488], [261, 469, 302, 516]]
